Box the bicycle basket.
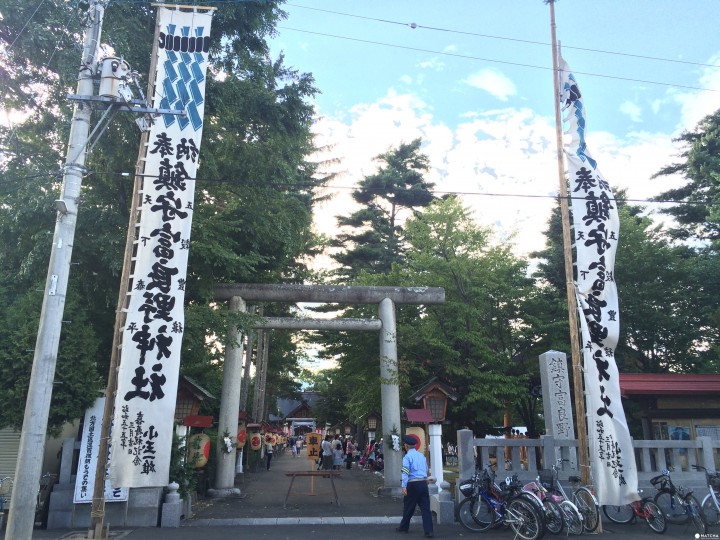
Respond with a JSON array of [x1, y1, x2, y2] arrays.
[[710, 475, 720, 489], [459, 479, 475, 497], [539, 470, 554, 489]]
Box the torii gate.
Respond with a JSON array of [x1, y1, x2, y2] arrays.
[[211, 284, 445, 497]]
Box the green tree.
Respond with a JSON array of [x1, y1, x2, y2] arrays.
[[0, 1, 321, 428], [652, 109, 720, 245], [399, 196, 543, 433], [331, 139, 435, 280], [532, 200, 720, 374], [317, 197, 545, 435]]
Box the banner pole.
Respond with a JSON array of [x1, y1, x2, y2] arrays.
[[548, 0, 590, 485]]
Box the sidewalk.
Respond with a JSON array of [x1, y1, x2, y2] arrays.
[[1, 450, 709, 538], [187, 447, 402, 525]]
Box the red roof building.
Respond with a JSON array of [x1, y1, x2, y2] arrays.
[[619, 373, 720, 441]]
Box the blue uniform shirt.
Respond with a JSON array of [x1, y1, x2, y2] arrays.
[[401, 448, 428, 488]]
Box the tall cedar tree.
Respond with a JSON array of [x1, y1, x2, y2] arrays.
[[331, 139, 435, 280]]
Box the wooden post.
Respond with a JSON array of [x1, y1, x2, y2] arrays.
[[548, 0, 590, 485]]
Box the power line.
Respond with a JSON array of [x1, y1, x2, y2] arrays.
[[279, 27, 719, 94], [6, 0, 47, 50], [0, 170, 710, 207], [285, 3, 720, 71]]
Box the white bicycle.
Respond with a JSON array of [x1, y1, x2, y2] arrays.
[[694, 464, 720, 526]]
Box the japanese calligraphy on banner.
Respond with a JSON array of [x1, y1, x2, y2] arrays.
[[559, 56, 639, 506], [110, 6, 213, 488], [74, 398, 128, 503]]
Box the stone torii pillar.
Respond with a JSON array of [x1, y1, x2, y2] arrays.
[[213, 284, 445, 496], [208, 296, 245, 497]]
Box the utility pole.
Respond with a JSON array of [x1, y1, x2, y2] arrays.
[[6, 1, 106, 538]]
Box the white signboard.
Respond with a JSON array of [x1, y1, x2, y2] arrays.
[[74, 398, 128, 503]]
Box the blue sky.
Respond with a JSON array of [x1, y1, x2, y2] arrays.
[[268, 1, 720, 256]]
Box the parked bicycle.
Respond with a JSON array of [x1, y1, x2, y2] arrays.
[[524, 476, 583, 535], [693, 464, 720, 526], [650, 468, 706, 534], [0, 476, 12, 530], [602, 490, 667, 534], [542, 458, 599, 533], [35, 472, 57, 528], [456, 466, 545, 540]]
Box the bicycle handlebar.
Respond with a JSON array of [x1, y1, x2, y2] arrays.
[[649, 475, 666, 486]]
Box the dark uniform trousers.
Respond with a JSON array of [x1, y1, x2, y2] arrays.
[[399, 480, 432, 534]]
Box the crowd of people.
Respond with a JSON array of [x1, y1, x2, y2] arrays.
[[284, 433, 389, 472]]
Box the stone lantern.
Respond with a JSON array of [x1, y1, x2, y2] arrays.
[[409, 378, 458, 496]]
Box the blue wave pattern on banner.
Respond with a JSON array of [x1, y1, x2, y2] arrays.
[[159, 23, 206, 132]]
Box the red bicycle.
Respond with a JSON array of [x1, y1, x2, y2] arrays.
[[602, 493, 667, 534]]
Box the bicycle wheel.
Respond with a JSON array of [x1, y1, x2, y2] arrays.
[[654, 491, 688, 524], [686, 494, 707, 535], [542, 498, 564, 535], [702, 493, 720, 526], [603, 504, 635, 524], [507, 498, 544, 540], [517, 492, 546, 536], [560, 500, 584, 535], [643, 500, 667, 534], [573, 487, 599, 532], [457, 496, 495, 532]]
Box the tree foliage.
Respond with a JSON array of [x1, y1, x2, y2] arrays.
[[0, 0, 321, 429], [316, 197, 547, 435], [400, 197, 544, 433], [331, 139, 435, 280], [653, 109, 720, 245], [532, 198, 720, 374]]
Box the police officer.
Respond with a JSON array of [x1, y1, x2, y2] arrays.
[[396, 435, 434, 538]]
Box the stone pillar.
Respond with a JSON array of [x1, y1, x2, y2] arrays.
[[457, 428, 475, 480], [378, 298, 402, 496], [428, 423, 444, 488], [210, 296, 245, 497], [539, 350, 576, 465]]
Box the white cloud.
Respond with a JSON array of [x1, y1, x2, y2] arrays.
[[464, 69, 517, 102], [673, 53, 720, 133], [619, 100, 642, 123], [418, 57, 444, 70], [308, 75, 717, 266]]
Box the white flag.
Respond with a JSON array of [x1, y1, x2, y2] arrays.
[[560, 56, 639, 506], [110, 6, 213, 487]]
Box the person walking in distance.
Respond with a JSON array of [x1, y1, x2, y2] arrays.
[[265, 437, 274, 470], [321, 435, 334, 470], [396, 435, 434, 538]]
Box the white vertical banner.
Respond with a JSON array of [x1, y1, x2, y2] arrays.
[[74, 398, 128, 503], [559, 57, 639, 505], [110, 6, 213, 488]]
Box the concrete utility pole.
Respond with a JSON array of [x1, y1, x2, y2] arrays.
[[6, 1, 106, 538]]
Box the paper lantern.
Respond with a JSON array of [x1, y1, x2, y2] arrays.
[[237, 428, 247, 449], [250, 431, 262, 451], [187, 433, 211, 468]]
